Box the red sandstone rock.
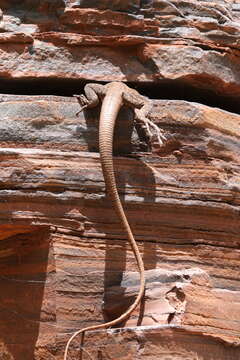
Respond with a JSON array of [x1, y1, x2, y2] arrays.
[[0, 2, 238, 97], [0, 94, 239, 359], [0, 1, 239, 359]]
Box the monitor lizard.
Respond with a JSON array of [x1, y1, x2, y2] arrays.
[[64, 82, 165, 359]]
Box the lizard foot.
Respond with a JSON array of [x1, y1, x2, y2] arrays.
[[73, 94, 90, 116], [134, 109, 166, 146]]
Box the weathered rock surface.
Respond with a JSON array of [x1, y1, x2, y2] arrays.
[[0, 1, 239, 100], [0, 0, 239, 359], [0, 94, 239, 359]]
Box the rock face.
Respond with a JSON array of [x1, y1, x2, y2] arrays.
[[0, 0, 239, 104], [0, 1, 239, 360]]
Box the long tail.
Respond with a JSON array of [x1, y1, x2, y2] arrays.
[[64, 91, 145, 360]]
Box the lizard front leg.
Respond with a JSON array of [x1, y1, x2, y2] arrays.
[[74, 83, 106, 116], [134, 102, 166, 146], [123, 91, 166, 146]]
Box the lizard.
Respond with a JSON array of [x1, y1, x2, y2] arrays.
[[64, 82, 165, 360]]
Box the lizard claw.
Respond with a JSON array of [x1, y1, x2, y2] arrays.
[[134, 109, 166, 146], [73, 94, 90, 116]]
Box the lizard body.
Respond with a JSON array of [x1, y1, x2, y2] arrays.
[[64, 82, 164, 359]]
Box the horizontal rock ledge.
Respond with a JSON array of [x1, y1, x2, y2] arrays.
[[56, 324, 240, 360], [0, 41, 239, 99]]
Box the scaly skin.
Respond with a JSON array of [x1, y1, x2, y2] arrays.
[[64, 82, 152, 359]]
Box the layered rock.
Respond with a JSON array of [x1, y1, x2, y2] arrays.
[[0, 1, 239, 359], [0, 94, 239, 359], [0, 1, 239, 101]]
